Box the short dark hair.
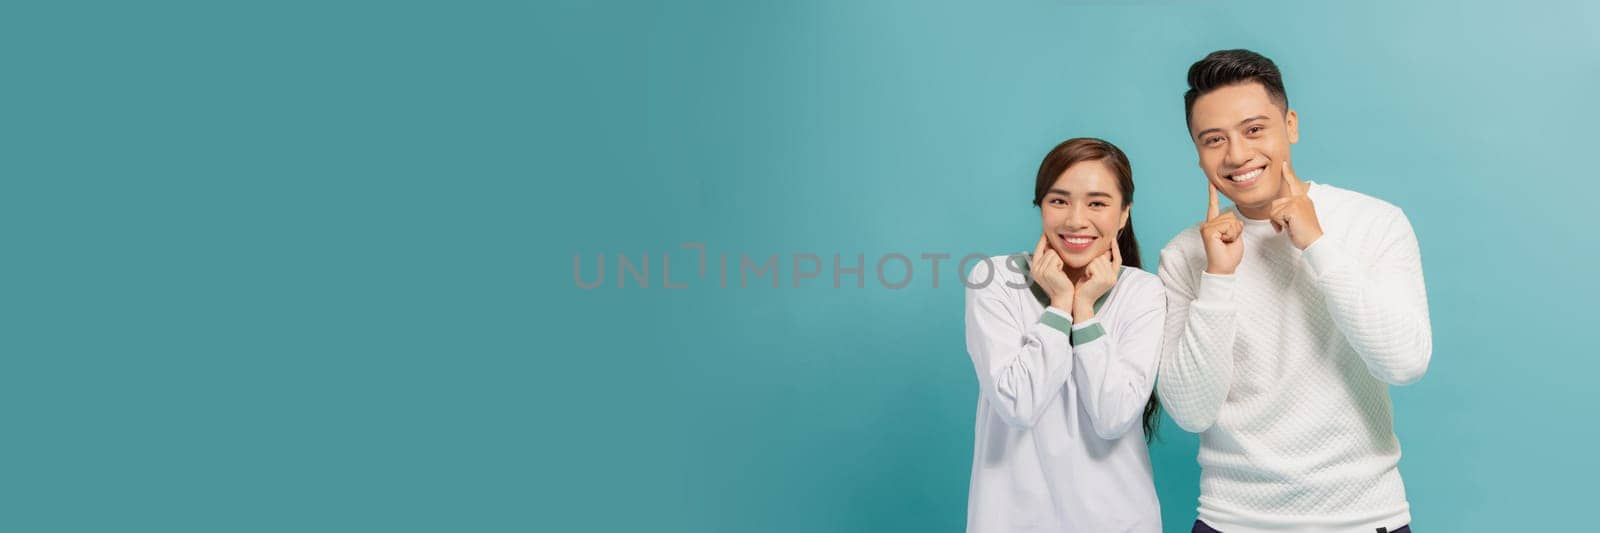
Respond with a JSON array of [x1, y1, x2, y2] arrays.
[[1183, 49, 1289, 131]]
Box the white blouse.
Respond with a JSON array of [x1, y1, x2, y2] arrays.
[[963, 253, 1166, 532]]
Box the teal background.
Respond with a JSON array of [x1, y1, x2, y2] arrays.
[[5, 0, 1597, 531]]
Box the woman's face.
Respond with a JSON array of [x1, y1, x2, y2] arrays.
[[1039, 160, 1129, 269]]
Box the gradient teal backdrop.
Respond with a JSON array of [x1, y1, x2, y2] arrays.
[[5, 1, 1596, 531]]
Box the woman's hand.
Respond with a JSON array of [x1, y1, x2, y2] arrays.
[[1030, 235, 1075, 312], [1073, 239, 1121, 320]]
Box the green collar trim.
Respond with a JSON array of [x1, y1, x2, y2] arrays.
[[1012, 253, 1110, 312]]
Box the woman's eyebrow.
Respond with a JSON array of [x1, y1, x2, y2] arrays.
[[1048, 189, 1114, 198]]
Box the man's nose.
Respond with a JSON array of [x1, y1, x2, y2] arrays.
[[1224, 136, 1250, 167]]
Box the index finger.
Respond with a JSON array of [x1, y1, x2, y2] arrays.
[[1207, 181, 1221, 220], [1281, 160, 1303, 195], [1033, 234, 1049, 260]]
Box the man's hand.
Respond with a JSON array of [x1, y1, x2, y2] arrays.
[[1269, 160, 1324, 250], [1030, 235, 1075, 311], [1201, 181, 1245, 275]]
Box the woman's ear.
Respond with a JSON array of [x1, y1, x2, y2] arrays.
[[1119, 206, 1131, 230]]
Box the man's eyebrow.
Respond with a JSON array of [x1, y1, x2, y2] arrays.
[[1193, 114, 1271, 140]]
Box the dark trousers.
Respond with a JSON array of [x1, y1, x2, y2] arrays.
[[1193, 520, 1412, 533]]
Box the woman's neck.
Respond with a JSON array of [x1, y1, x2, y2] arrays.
[[1065, 265, 1088, 285]]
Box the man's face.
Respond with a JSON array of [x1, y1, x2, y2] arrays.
[[1188, 82, 1299, 217], [1039, 160, 1129, 269]]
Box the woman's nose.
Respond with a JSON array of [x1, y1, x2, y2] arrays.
[[1064, 206, 1090, 226]]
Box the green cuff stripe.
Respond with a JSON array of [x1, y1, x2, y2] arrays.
[[1039, 311, 1073, 335], [1070, 323, 1106, 346]]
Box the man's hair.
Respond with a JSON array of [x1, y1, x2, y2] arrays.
[[1183, 49, 1289, 131]]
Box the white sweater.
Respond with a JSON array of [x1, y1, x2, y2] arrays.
[[964, 255, 1165, 532], [1156, 182, 1433, 532]]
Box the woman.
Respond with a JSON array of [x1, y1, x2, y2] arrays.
[[963, 138, 1165, 532]]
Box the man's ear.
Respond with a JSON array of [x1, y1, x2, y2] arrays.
[[1286, 109, 1300, 144]]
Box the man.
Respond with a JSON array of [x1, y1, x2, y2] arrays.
[[1156, 49, 1433, 533]]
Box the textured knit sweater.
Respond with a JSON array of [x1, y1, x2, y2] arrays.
[[1155, 182, 1433, 533]]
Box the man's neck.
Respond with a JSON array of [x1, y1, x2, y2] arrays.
[[1236, 187, 1298, 220], [1237, 203, 1274, 220]]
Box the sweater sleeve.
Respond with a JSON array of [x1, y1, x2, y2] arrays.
[[1301, 207, 1433, 385], [1067, 278, 1165, 440], [964, 275, 1076, 430], [1155, 244, 1239, 433]]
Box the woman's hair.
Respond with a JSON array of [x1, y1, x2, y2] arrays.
[[1031, 137, 1162, 441]]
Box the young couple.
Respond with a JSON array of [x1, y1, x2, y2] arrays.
[[963, 49, 1433, 533]]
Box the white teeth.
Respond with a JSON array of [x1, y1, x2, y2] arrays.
[[1230, 168, 1264, 182], [1064, 237, 1094, 244]]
